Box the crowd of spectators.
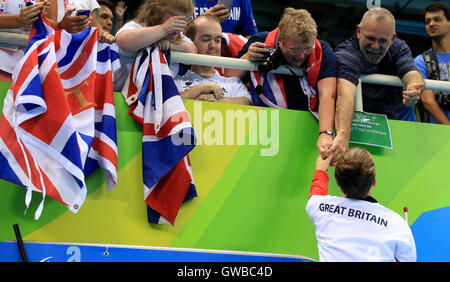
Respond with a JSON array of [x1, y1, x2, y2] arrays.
[[0, 0, 448, 151], [1, 0, 448, 262]]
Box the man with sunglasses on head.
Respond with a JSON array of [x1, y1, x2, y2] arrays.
[[330, 7, 424, 164], [235, 8, 337, 160]]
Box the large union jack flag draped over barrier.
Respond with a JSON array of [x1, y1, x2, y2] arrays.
[[122, 46, 196, 225], [0, 16, 120, 219]]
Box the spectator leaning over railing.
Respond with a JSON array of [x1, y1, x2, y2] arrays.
[[113, 0, 196, 91], [331, 7, 425, 165], [414, 2, 450, 125], [175, 15, 252, 105], [235, 8, 337, 160], [192, 0, 258, 38], [0, 0, 57, 80]]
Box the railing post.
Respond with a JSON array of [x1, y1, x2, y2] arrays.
[[355, 79, 363, 112]]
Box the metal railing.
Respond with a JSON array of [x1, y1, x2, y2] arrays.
[[2, 31, 450, 112]]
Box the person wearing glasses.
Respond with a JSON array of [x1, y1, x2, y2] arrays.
[[235, 7, 337, 160], [329, 7, 424, 165]]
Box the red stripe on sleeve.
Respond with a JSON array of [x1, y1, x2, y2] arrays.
[[309, 170, 329, 199]]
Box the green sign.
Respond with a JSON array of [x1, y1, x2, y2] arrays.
[[350, 111, 393, 149]]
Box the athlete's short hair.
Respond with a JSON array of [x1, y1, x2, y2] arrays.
[[335, 147, 376, 199]]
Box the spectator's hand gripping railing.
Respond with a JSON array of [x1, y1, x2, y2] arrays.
[[170, 51, 305, 77], [170, 51, 450, 112], [1, 31, 450, 111]]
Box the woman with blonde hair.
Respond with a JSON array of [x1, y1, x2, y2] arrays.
[[113, 0, 196, 90]]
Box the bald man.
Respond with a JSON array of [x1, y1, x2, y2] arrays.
[[330, 8, 424, 164]]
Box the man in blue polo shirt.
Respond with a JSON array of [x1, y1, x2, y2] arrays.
[[330, 7, 424, 164], [191, 0, 258, 37], [414, 2, 450, 125]]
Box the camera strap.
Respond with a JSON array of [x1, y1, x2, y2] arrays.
[[285, 65, 304, 79]]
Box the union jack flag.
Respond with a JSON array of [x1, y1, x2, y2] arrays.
[[248, 29, 321, 118], [122, 46, 196, 225], [249, 71, 318, 119], [0, 16, 120, 219]]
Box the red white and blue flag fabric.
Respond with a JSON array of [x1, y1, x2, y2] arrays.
[[0, 16, 120, 219], [248, 28, 321, 119], [122, 46, 196, 225]]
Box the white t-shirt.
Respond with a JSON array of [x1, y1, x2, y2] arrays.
[[0, 0, 30, 73], [306, 170, 417, 262], [174, 69, 252, 102], [68, 0, 100, 11]]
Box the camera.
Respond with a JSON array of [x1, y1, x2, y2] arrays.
[[258, 47, 285, 74], [437, 93, 450, 110]]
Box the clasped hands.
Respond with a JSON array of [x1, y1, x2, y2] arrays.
[[403, 82, 424, 107]]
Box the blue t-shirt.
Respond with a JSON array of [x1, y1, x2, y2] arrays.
[[237, 31, 337, 110], [414, 51, 450, 123], [192, 0, 258, 36], [335, 34, 418, 120]]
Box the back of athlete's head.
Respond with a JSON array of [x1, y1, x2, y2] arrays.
[[335, 147, 376, 199]]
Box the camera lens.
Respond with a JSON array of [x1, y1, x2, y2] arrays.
[[258, 60, 273, 73], [257, 47, 283, 74]]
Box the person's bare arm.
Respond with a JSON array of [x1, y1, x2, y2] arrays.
[[421, 89, 450, 124], [316, 77, 336, 159], [179, 81, 224, 100], [218, 96, 251, 105], [0, 2, 46, 28], [116, 15, 187, 52], [329, 78, 356, 164], [402, 70, 424, 106]]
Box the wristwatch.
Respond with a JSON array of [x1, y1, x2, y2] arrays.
[[319, 130, 333, 136]]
